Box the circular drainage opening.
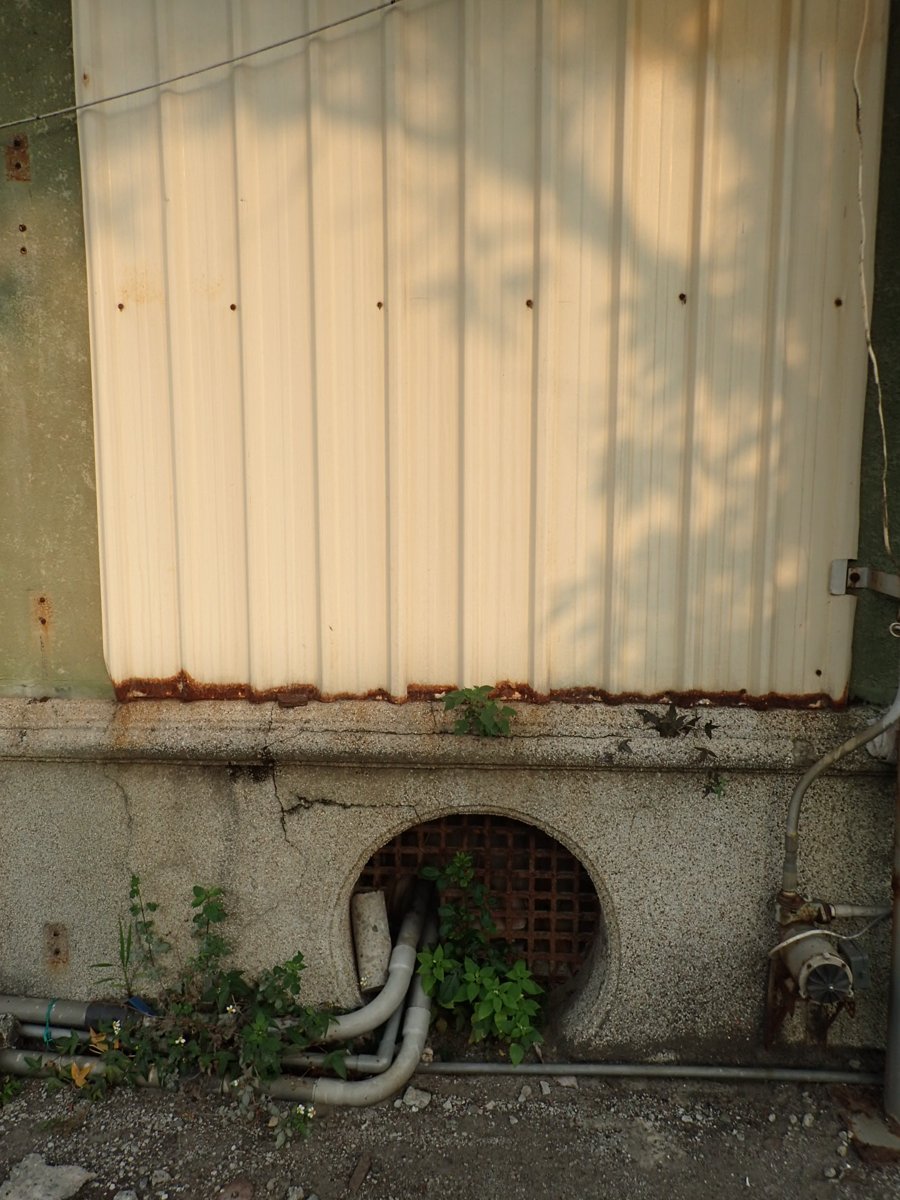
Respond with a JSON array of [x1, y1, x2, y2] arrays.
[[357, 813, 601, 993]]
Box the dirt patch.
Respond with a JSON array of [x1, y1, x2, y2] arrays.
[[2, 1073, 900, 1199]]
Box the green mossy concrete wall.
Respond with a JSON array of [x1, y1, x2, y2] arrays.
[[851, 7, 900, 704], [0, 0, 111, 697]]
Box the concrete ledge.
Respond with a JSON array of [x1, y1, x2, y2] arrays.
[[0, 698, 892, 773]]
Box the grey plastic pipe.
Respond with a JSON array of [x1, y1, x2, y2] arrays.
[[317, 884, 428, 1045], [262, 929, 436, 1107], [19, 1024, 89, 1044], [282, 999, 403, 1075], [0, 1044, 880, 1092], [781, 684, 900, 896], [0, 927, 431, 1107], [823, 903, 891, 920], [0, 887, 428, 1051], [0, 1047, 131, 1083], [21, 1012, 409, 1076], [0, 997, 129, 1027], [416, 1061, 882, 1085]]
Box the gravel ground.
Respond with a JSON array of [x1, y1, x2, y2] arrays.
[[3, 1072, 900, 1200]]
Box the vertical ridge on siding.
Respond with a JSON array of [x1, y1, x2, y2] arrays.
[[673, 0, 710, 691], [753, 0, 799, 698], [73, 0, 889, 701], [306, 11, 326, 693], [383, 4, 403, 697], [528, 0, 556, 696]]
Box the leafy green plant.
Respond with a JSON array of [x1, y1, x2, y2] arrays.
[[422, 852, 498, 957], [266, 1100, 316, 1147], [417, 852, 543, 1065], [91, 874, 171, 995], [636, 702, 717, 740], [67, 880, 328, 1131], [443, 686, 516, 737], [0, 1074, 22, 1105]]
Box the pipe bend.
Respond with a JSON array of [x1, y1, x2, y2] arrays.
[[317, 884, 430, 1045], [264, 924, 437, 1108], [781, 684, 900, 895]]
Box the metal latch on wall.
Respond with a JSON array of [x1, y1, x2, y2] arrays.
[[829, 560, 900, 602]]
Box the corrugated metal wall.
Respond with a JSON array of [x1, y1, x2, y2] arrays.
[[72, 0, 888, 701]]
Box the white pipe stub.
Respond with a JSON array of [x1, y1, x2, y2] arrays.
[[351, 890, 392, 993]]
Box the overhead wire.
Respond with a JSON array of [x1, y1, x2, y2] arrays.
[[0, 0, 402, 134]]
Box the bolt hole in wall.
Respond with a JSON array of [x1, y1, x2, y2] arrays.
[[356, 814, 603, 997]]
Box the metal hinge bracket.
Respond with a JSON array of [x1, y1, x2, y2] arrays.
[[829, 560, 900, 601]]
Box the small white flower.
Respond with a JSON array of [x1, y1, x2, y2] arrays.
[[112, 1021, 121, 1036], [173, 1035, 186, 1045], [225, 1005, 238, 1015]]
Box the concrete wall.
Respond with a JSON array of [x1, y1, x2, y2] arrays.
[[0, 0, 111, 699], [0, 697, 892, 1062]]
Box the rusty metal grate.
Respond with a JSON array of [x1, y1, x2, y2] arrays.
[[356, 814, 600, 989]]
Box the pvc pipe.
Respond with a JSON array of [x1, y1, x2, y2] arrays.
[[283, 1000, 403, 1076], [0, 997, 129, 1028], [0, 888, 428, 1052], [19, 1006, 407, 1075], [415, 1062, 883, 1085], [0, 1047, 136, 1083], [0, 918, 430, 1107], [883, 762, 900, 1125], [262, 924, 437, 1107], [351, 890, 391, 992], [318, 884, 428, 1045], [823, 903, 891, 920], [0, 1046, 881, 1096], [781, 686, 900, 896], [19, 1024, 89, 1044]]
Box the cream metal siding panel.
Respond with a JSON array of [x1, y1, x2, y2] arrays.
[[460, 0, 538, 687], [73, 0, 888, 701]]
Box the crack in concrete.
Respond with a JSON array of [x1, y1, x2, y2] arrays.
[[283, 792, 418, 815], [102, 767, 135, 872], [268, 763, 301, 854]]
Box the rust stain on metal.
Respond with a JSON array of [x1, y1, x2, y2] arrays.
[[405, 684, 457, 701], [5, 135, 30, 182], [113, 672, 845, 710]]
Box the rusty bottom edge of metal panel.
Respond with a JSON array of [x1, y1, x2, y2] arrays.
[[112, 671, 845, 710]]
